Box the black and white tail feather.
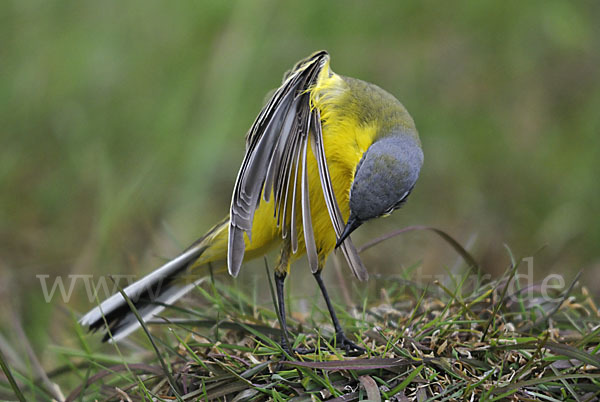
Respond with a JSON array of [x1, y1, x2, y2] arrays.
[[78, 239, 211, 342], [79, 51, 366, 342]]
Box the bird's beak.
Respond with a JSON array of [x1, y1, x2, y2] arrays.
[[335, 216, 362, 248]]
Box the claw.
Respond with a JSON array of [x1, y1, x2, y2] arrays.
[[293, 346, 316, 355], [280, 333, 365, 358], [335, 332, 366, 355]]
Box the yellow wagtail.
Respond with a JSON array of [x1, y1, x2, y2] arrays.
[[80, 51, 423, 353]]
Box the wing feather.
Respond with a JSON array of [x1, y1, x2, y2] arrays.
[[263, 99, 297, 204], [301, 113, 318, 271], [289, 131, 302, 253]]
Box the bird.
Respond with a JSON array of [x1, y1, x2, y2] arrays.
[[79, 50, 423, 353]]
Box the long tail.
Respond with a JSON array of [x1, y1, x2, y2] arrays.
[[79, 218, 228, 342]]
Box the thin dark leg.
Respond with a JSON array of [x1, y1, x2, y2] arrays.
[[274, 271, 291, 354], [314, 271, 365, 353]]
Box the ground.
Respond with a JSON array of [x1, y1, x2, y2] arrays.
[[3, 247, 598, 401]]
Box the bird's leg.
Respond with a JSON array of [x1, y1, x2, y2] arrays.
[[273, 241, 315, 356], [273, 238, 296, 355], [273, 270, 292, 354], [313, 271, 365, 354]]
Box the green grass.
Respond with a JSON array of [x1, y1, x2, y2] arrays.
[[1, 248, 598, 401]]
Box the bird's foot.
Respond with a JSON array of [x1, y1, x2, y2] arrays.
[[335, 332, 366, 355], [280, 339, 315, 357], [292, 346, 316, 355], [279, 339, 293, 359], [280, 334, 365, 358]]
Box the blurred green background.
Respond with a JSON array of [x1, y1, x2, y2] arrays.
[[1, 0, 599, 368]]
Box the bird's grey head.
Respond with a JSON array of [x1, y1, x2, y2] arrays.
[[336, 133, 423, 247]]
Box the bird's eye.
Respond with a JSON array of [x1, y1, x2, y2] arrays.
[[383, 187, 413, 216], [393, 198, 407, 210], [382, 202, 401, 216]]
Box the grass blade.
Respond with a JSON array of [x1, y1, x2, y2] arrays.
[[0, 348, 26, 402]]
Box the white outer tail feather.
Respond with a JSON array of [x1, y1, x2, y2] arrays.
[[79, 242, 208, 342]]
